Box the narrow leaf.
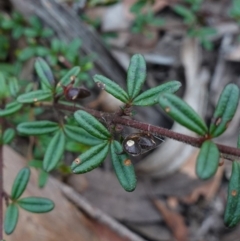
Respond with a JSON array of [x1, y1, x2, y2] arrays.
[[17, 197, 54, 213], [0, 72, 8, 99], [35, 58, 54, 87], [43, 130, 65, 172], [17, 90, 52, 103], [38, 170, 49, 188], [17, 121, 59, 135], [3, 128, 15, 144], [93, 75, 129, 103], [133, 81, 181, 106], [8, 77, 20, 97], [127, 54, 146, 99], [224, 161, 240, 227], [74, 110, 111, 139], [71, 141, 109, 174], [111, 141, 136, 192], [196, 140, 220, 180], [11, 167, 30, 200], [64, 125, 102, 146], [0, 101, 22, 117], [159, 93, 208, 136], [4, 204, 19, 235], [210, 84, 239, 137]]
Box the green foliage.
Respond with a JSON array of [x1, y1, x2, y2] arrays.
[[110, 141, 136, 192], [224, 161, 240, 227], [196, 140, 220, 180], [17, 90, 53, 103], [159, 93, 208, 136], [2, 128, 15, 144], [4, 204, 19, 235], [11, 167, 30, 200], [71, 141, 110, 174], [210, 84, 240, 138], [0, 102, 23, 117], [229, 0, 240, 23]]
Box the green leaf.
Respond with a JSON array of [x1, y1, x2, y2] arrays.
[[127, 54, 146, 99], [38, 170, 49, 188], [3, 128, 15, 144], [35, 47, 49, 57], [224, 161, 240, 227], [41, 28, 53, 38], [35, 58, 54, 87], [133, 81, 181, 106], [93, 75, 129, 103], [51, 39, 62, 53], [210, 84, 239, 138], [110, 141, 136, 192], [173, 4, 196, 25], [17, 90, 52, 103], [0, 101, 22, 117], [159, 93, 208, 136], [11, 167, 30, 200], [17, 197, 54, 213], [130, 0, 147, 13], [28, 160, 43, 169], [74, 110, 111, 139], [4, 204, 19, 235], [17, 121, 59, 135], [196, 140, 220, 180], [43, 130, 66, 172], [0, 72, 8, 99], [18, 47, 36, 61], [64, 125, 102, 146], [8, 77, 20, 97], [71, 141, 109, 174]]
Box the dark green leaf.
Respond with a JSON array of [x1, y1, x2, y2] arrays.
[[74, 110, 111, 139], [0, 72, 8, 99], [110, 140, 136, 192], [17, 121, 59, 135], [38, 170, 49, 188], [35, 47, 49, 57], [93, 75, 129, 103], [224, 161, 240, 227], [17, 197, 54, 213], [0, 101, 22, 117], [4, 204, 19, 235], [18, 47, 36, 61], [71, 141, 109, 174], [11, 167, 30, 200], [64, 125, 102, 146], [210, 84, 239, 137], [8, 77, 20, 97], [35, 58, 54, 87], [196, 140, 220, 180], [133, 81, 181, 106], [3, 128, 15, 144], [159, 93, 208, 136], [43, 130, 65, 172], [28, 160, 43, 169], [17, 90, 52, 103], [127, 54, 146, 99]]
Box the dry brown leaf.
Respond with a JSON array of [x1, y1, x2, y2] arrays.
[[181, 163, 224, 204], [152, 198, 188, 241]]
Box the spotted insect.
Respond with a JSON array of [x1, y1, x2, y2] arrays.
[[122, 133, 164, 156]]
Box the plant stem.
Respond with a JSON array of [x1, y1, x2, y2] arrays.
[[44, 102, 240, 160]]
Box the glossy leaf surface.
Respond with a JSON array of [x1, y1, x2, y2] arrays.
[[43, 130, 65, 172], [127, 54, 146, 99], [17, 121, 59, 135], [93, 75, 129, 103], [74, 110, 110, 139], [110, 141, 136, 192], [17, 197, 54, 213], [0, 101, 22, 117], [64, 125, 102, 146], [159, 93, 208, 136], [224, 161, 240, 227], [133, 81, 181, 106], [17, 90, 52, 103], [210, 84, 239, 137], [71, 141, 109, 174], [11, 167, 30, 200], [4, 204, 19, 235], [35, 58, 54, 87], [196, 140, 219, 180]]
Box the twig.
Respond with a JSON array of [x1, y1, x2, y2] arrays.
[[61, 184, 147, 241]]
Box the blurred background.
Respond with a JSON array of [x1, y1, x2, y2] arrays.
[[2, 0, 240, 240]]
